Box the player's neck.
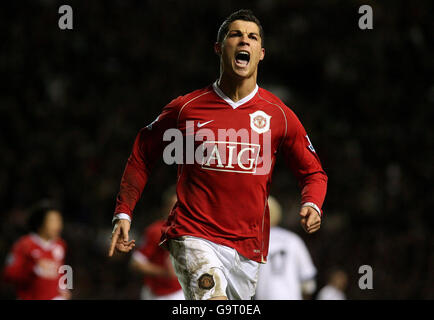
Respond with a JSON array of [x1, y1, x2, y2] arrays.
[[217, 73, 257, 103]]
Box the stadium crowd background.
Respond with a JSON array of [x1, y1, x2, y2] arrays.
[[0, 0, 432, 299]]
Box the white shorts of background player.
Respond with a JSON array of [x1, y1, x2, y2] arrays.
[[168, 236, 260, 300], [140, 285, 185, 300]]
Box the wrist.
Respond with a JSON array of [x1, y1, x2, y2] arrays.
[[112, 213, 131, 225], [302, 202, 322, 218]]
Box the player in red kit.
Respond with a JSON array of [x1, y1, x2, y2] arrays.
[[3, 201, 70, 300], [109, 9, 327, 300], [130, 188, 184, 299]]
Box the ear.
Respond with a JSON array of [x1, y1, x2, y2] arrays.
[[259, 47, 265, 61], [214, 42, 222, 56]]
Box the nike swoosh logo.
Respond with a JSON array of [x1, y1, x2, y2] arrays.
[[197, 120, 214, 128]]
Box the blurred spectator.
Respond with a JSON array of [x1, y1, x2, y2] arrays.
[[316, 269, 348, 300], [2, 200, 70, 300]]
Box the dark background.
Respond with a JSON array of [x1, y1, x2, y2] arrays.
[[0, 0, 433, 299]]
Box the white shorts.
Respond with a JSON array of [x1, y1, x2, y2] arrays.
[[168, 236, 260, 300], [140, 286, 185, 300]]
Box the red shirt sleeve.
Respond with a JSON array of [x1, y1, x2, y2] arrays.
[[281, 106, 328, 215], [3, 239, 34, 285], [114, 98, 181, 219]]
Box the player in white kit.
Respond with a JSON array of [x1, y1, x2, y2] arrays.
[[255, 196, 317, 300]]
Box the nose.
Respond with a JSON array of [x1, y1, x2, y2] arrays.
[[239, 33, 250, 47]]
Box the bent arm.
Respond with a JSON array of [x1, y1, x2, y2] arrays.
[[282, 108, 328, 216]]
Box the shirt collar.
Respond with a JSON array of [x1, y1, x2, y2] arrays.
[[212, 81, 258, 109], [30, 233, 55, 250]]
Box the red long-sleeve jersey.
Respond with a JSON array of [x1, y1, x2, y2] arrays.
[[114, 82, 327, 262], [3, 234, 67, 300]]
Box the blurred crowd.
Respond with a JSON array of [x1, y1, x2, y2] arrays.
[[0, 0, 432, 299]]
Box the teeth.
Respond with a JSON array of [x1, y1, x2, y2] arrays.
[[236, 51, 250, 63], [235, 51, 250, 67]]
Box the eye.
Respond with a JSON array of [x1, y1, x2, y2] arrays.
[[229, 31, 241, 37], [249, 34, 258, 40]]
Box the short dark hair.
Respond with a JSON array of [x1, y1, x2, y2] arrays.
[[28, 199, 61, 233], [217, 9, 264, 47]]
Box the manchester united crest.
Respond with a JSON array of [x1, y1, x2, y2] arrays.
[[249, 110, 271, 134]]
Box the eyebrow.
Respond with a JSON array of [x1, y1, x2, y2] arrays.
[[227, 29, 260, 37]]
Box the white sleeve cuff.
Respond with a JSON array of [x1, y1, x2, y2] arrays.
[[112, 213, 131, 224], [302, 202, 322, 218]]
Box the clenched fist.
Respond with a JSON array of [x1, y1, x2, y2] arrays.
[[299, 206, 321, 234]]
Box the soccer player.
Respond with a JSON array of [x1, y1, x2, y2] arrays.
[[108, 9, 327, 300], [3, 201, 70, 300], [316, 269, 348, 300], [130, 187, 184, 300], [255, 196, 317, 300]]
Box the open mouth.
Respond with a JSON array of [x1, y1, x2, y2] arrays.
[[235, 51, 250, 67]]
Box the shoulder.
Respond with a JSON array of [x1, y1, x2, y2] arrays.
[[257, 87, 308, 140], [270, 226, 292, 241], [168, 85, 214, 110], [157, 85, 213, 124], [257, 87, 300, 124], [284, 229, 306, 246], [181, 85, 213, 105], [257, 87, 287, 108], [56, 238, 67, 249], [12, 234, 34, 252], [258, 87, 301, 116]]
